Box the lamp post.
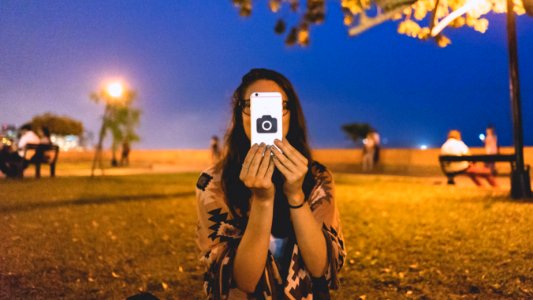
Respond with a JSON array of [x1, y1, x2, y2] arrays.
[[506, 0, 532, 199], [90, 81, 124, 177]]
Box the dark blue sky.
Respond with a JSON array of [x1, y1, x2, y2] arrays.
[[1, 1, 532, 149]]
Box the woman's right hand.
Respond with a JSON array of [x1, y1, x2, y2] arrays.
[[239, 143, 276, 201]]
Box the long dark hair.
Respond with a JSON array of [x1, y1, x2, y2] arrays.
[[217, 68, 315, 238]]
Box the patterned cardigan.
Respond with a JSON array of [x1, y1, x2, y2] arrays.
[[195, 162, 346, 299]]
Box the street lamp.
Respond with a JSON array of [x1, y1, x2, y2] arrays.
[[505, 0, 532, 199], [90, 81, 125, 177], [107, 82, 124, 99]]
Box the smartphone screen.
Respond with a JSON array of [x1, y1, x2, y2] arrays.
[[250, 92, 283, 147]]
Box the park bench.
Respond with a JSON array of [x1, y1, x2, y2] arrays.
[[438, 154, 517, 184], [11, 143, 60, 178]]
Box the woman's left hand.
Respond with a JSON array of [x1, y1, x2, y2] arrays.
[[272, 139, 309, 204]]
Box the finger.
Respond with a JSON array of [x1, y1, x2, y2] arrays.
[[257, 146, 272, 177], [271, 145, 297, 172], [264, 155, 275, 180], [282, 138, 308, 166], [275, 139, 307, 166], [242, 144, 260, 169], [240, 144, 259, 178], [248, 143, 266, 177], [273, 155, 292, 178]]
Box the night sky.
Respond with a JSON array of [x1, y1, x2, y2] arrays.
[[1, 1, 532, 149]]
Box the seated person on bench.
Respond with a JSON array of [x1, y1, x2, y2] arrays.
[[0, 124, 40, 177], [440, 129, 497, 187]]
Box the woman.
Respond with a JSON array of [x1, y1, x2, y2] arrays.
[[195, 69, 345, 299]]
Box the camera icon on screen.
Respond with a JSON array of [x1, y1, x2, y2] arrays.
[[256, 115, 277, 133]]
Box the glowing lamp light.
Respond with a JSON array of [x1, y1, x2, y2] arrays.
[[106, 82, 124, 98], [479, 133, 486, 141], [420, 145, 428, 150]]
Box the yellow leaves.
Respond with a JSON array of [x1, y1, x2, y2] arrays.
[[344, 14, 354, 26], [413, 1, 430, 20], [234, 0, 252, 17], [470, 0, 492, 17], [398, 20, 422, 38], [269, 0, 282, 13], [418, 27, 431, 39], [298, 25, 310, 46], [450, 16, 466, 27], [107, 230, 117, 241], [436, 34, 452, 47], [360, 0, 372, 10], [473, 18, 489, 33], [111, 271, 120, 278], [493, 0, 507, 12], [465, 14, 476, 26], [513, 0, 526, 14], [341, 0, 364, 14]]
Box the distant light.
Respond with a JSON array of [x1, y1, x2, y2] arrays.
[[420, 145, 428, 150], [107, 82, 124, 98], [479, 133, 485, 141]]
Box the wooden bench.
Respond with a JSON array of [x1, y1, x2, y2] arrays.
[[438, 154, 516, 184], [20, 143, 60, 178]]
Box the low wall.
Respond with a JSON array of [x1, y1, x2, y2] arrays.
[[58, 147, 533, 175]]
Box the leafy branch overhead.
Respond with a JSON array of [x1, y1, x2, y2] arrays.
[[231, 0, 531, 47]]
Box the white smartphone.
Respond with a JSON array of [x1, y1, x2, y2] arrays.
[[250, 92, 283, 147]]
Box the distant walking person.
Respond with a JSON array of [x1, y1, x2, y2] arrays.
[[372, 130, 381, 165], [209, 135, 221, 164], [120, 140, 130, 166], [484, 125, 498, 175], [441, 130, 497, 187], [362, 132, 376, 171]]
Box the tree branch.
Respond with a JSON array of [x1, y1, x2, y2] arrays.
[[348, 5, 410, 36]]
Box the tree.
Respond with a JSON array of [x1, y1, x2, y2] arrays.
[[231, 0, 530, 47], [105, 105, 141, 166], [90, 86, 141, 168], [30, 113, 83, 136], [342, 122, 374, 144]]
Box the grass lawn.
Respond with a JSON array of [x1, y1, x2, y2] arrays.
[[1, 173, 532, 299]]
